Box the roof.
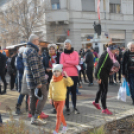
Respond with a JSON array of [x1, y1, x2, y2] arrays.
[[6, 43, 27, 50]]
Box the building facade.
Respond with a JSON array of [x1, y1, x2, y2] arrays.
[[0, 0, 134, 50], [45, 0, 134, 50]]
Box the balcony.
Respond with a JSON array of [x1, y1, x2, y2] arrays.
[[46, 10, 69, 22]]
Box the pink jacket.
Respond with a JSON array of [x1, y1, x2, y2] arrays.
[[60, 51, 79, 76]]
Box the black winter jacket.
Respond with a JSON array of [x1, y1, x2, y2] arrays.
[[95, 51, 113, 81], [0, 52, 7, 73], [122, 50, 134, 78], [85, 49, 94, 67]]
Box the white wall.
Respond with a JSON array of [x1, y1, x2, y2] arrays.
[[70, 0, 82, 11], [60, 0, 67, 9], [121, 0, 133, 14]]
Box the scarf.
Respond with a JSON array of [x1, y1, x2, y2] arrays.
[[52, 75, 63, 82], [64, 48, 74, 54], [49, 53, 57, 68], [27, 42, 39, 52]]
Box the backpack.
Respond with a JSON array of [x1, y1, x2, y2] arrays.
[[7, 58, 13, 75]]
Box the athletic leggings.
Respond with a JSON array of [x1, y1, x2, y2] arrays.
[[95, 79, 108, 109]]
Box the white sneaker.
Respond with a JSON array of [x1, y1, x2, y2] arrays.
[[61, 126, 68, 134], [31, 114, 38, 124], [53, 131, 58, 134]]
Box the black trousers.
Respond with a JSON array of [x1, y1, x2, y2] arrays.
[[87, 66, 94, 83], [10, 74, 15, 90], [79, 70, 87, 82], [66, 76, 78, 109], [0, 71, 7, 92], [114, 68, 121, 81], [95, 79, 108, 109]]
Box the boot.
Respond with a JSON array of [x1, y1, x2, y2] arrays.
[[15, 104, 21, 114], [26, 101, 28, 112]]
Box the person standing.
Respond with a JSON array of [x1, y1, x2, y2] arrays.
[[0, 51, 7, 94], [122, 42, 134, 105], [23, 34, 48, 124], [15, 46, 29, 114], [93, 43, 119, 115], [85, 43, 94, 86], [49, 64, 74, 134], [11, 49, 18, 90], [43, 44, 61, 114], [60, 39, 80, 115]]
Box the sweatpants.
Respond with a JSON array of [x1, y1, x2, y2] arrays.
[[30, 84, 48, 115], [95, 79, 108, 109], [66, 76, 78, 109], [87, 66, 94, 83], [53, 101, 67, 133]]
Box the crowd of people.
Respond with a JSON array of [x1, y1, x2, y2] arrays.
[[0, 33, 134, 134]]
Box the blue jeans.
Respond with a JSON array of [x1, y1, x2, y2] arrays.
[[18, 94, 28, 105], [128, 73, 134, 100]]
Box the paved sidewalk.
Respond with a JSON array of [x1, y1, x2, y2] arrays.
[[0, 82, 134, 134]]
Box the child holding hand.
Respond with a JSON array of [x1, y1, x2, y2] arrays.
[[49, 64, 74, 134]]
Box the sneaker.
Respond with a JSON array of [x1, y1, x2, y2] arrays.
[[92, 101, 101, 110], [31, 114, 38, 124], [102, 109, 113, 115], [28, 113, 32, 118], [114, 80, 117, 84], [15, 108, 21, 114], [88, 83, 94, 86], [79, 85, 82, 88], [15, 104, 21, 114], [53, 131, 58, 134], [73, 108, 80, 114], [66, 109, 70, 115], [38, 112, 49, 119], [61, 126, 68, 134]]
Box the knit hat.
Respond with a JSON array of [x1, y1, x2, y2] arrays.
[[52, 64, 63, 72], [64, 39, 72, 46]]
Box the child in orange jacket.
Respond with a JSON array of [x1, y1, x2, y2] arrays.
[[49, 64, 74, 134]]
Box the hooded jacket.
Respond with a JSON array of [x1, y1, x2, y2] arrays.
[[95, 51, 113, 81]]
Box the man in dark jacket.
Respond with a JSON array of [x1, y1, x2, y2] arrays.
[[122, 42, 134, 104], [0, 52, 7, 94], [85, 43, 94, 86]]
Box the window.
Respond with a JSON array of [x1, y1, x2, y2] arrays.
[[110, 4, 120, 13], [81, 0, 95, 12], [51, 0, 60, 10]]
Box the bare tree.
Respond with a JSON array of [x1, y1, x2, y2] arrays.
[[0, 0, 63, 47]]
